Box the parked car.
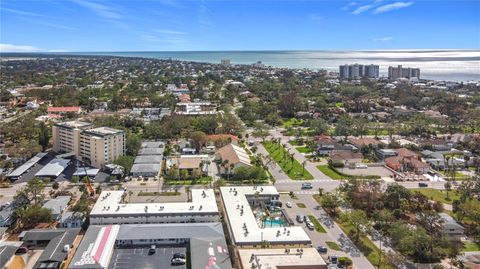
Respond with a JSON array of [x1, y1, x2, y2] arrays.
[[296, 215, 303, 223], [301, 183, 313, 189], [148, 245, 156, 255], [306, 221, 314, 230], [355, 164, 368, 169], [173, 253, 186, 259], [330, 255, 338, 264], [316, 246, 328, 253], [15, 247, 28, 255], [418, 182, 428, 187], [285, 202, 292, 208], [171, 258, 186, 266]]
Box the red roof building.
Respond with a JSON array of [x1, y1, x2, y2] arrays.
[[47, 106, 82, 114]]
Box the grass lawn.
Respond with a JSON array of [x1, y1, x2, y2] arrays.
[[307, 215, 326, 233], [463, 241, 480, 252], [412, 188, 460, 204], [326, 241, 342, 251], [337, 219, 395, 269], [297, 203, 306, 208], [138, 191, 180, 196], [317, 165, 345, 180], [282, 118, 304, 128], [262, 141, 313, 180], [164, 177, 213, 185], [317, 165, 380, 180], [440, 170, 471, 180], [296, 146, 313, 154], [289, 140, 304, 146]]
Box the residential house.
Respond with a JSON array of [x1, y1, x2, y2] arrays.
[[215, 144, 252, 174], [316, 135, 352, 156], [439, 213, 465, 241], [329, 150, 363, 166], [385, 148, 430, 174], [348, 137, 383, 149], [59, 212, 85, 228], [42, 196, 71, 221]]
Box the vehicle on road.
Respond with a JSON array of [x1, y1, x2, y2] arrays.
[[148, 245, 156, 255], [329, 255, 338, 264], [316, 246, 328, 253], [301, 183, 313, 189], [296, 215, 303, 223], [286, 201, 292, 208], [355, 164, 368, 169], [173, 253, 186, 259], [171, 258, 186, 265], [418, 182, 428, 187]]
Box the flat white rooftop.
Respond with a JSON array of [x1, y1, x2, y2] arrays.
[[220, 186, 311, 246], [90, 189, 218, 217], [238, 248, 327, 269]]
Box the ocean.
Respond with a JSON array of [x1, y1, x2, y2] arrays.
[[68, 50, 480, 82]]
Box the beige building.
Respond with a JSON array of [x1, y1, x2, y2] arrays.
[[52, 121, 125, 168]]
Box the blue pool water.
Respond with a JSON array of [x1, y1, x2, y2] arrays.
[[263, 219, 285, 227]]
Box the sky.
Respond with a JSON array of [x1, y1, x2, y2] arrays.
[[0, 0, 479, 52]]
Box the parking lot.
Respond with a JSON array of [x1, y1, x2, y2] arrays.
[[339, 166, 393, 178], [108, 247, 187, 269]]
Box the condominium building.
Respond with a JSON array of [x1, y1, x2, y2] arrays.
[[388, 65, 421, 79], [79, 127, 125, 168], [52, 121, 125, 168], [90, 189, 219, 225], [339, 63, 379, 79]]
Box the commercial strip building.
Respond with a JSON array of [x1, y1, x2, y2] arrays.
[[89, 189, 219, 225], [339, 64, 379, 79], [388, 65, 421, 79], [52, 121, 125, 168], [68, 223, 232, 269], [220, 186, 311, 246]]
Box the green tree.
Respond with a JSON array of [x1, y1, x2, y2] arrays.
[[126, 133, 142, 156], [189, 131, 207, 152], [334, 115, 354, 141], [14, 177, 46, 205], [113, 156, 134, 174], [15, 204, 53, 229], [309, 118, 329, 135], [321, 192, 341, 216], [38, 121, 50, 151], [340, 209, 371, 242]]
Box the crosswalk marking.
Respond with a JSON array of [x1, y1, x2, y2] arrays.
[[294, 191, 319, 194], [276, 179, 333, 183]]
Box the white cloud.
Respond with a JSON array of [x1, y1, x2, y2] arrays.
[[373, 1, 414, 14], [341, 2, 357, 10], [308, 14, 323, 21], [351, 4, 374, 15], [3, 7, 46, 17], [0, 43, 41, 52], [72, 0, 122, 19], [373, 36, 393, 42], [155, 29, 186, 35]]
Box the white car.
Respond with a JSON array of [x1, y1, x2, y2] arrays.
[[355, 164, 368, 169], [286, 202, 292, 208]]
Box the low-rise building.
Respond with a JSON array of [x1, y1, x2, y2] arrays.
[[69, 223, 232, 269], [238, 248, 327, 269], [215, 144, 252, 174], [42, 196, 71, 221], [89, 189, 219, 225], [439, 213, 465, 241], [175, 102, 217, 115], [220, 186, 311, 246]]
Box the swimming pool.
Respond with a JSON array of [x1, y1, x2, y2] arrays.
[[262, 219, 286, 227]]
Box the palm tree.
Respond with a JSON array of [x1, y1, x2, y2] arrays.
[[302, 160, 307, 175], [128, 191, 133, 203], [444, 181, 452, 200]]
